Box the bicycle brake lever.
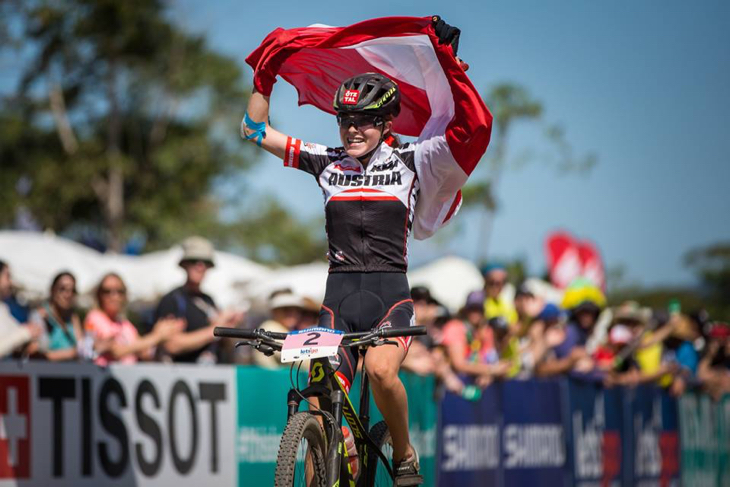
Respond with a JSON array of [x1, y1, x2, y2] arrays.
[[235, 340, 277, 356], [373, 338, 398, 347], [257, 343, 276, 356]]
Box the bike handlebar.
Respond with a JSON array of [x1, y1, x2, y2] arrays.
[[214, 325, 427, 342]]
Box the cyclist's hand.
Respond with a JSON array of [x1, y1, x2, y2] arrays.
[[431, 15, 461, 55]]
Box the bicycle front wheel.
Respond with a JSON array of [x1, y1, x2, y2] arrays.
[[275, 412, 328, 487], [359, 420, 393, 487]]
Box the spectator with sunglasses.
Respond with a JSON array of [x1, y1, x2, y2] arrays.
[[85, 272, 184, 365], [480, 263, 518, 325], [29, 271, 83, 361]]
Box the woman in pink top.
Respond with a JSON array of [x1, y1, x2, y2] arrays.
[[85, 273, 183, 365]]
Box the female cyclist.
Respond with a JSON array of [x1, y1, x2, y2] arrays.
[[241, 18, 489, 484]]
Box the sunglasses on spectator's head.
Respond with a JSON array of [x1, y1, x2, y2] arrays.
[[336, 113, 383, 130], [100, 287, 126, 296]]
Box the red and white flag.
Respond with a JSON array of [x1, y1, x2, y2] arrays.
[[246, 16, 493, 239], [545, 231, 605, 290]]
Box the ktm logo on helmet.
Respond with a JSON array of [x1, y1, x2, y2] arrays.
[[343, 90, 359, 105]]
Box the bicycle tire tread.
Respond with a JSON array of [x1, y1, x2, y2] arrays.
[[275, 412, 328, 487]]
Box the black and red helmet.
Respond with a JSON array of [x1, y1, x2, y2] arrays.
[[333, 73, 401, 118]]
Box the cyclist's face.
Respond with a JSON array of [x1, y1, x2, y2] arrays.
[[338, 114, 391, 159]]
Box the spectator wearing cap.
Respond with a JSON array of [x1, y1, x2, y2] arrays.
[[297, 296, 322, 330], [536, 296, 604, 378], [154, 236, 244, 363], [440, 292, 510, 389], [254, 291, 308, 368], [480, 263, 518, 325], [0, 260, 41, 357], [516, 302, 567, 378], [594, 324, 635, 371]]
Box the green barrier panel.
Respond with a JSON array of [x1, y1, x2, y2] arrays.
[[235, 366, 437, 486], [679, 392, 730, 487]]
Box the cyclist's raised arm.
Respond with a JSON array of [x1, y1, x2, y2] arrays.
[[242, 90, 331, 177], [241, 90, 289, 159]]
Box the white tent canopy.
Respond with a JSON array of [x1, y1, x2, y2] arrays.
[[1, 231, 561, 316], [407, 255, 484, 312], [0, 231, 270, 308]]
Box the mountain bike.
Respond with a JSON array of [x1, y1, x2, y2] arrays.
[[214, 325, 426, 487]]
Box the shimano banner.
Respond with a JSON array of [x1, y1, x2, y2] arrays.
[[438, 379, 567, 486]]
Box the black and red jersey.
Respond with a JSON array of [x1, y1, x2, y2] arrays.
[[284, 138, 419, 273]]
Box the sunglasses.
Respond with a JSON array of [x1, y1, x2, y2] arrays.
[[55, 285, 77, 295], [336, 113, 383, 130], [100, 288, 126, 296], [486, 280, 506, 287]]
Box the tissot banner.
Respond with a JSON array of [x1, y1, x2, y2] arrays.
[[0, 362, 236, 487]]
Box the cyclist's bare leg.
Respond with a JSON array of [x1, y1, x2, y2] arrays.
[[363, 342, 414, 462]]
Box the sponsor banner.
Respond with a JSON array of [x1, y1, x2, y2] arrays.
[[235, 367, 437, 486], [679, 392, 730, 487], [567, 380, 625, 487], [439, 380, 567, 486], [0, 361, 237, 487], [502, 380, 566, 486], [438, 382, 500, 487], [236, 367, 298, 486], [624, 386, 680, 487]]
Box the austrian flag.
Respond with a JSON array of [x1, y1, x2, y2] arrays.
[[246, 16, 493, 239]]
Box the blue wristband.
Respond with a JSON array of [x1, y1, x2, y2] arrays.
[[243, 111, 267, 147]]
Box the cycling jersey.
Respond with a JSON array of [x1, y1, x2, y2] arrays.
[[284, 137, 419, 273]]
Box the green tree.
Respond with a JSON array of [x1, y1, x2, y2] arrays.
[[0, 0, 250, 251], [685, 241, 730, 319]]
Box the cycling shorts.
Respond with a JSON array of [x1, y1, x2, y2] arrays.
[[314, 272, 415, 392]]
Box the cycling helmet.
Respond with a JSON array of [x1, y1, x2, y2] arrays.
[[333, 73, 401, 118]]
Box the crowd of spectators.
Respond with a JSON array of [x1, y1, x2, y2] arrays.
[[1, 239, 729, 401]]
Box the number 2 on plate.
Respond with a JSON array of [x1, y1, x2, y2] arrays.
[[303, 332, 321, 346]]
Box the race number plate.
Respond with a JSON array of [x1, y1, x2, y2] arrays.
[[280, 327, 344, 363]]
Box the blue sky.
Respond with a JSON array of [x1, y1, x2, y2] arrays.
[[173, 0, 730, 287]]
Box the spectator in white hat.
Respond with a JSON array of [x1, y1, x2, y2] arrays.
[[253, 291, 309, 368], [154, 236, 244, 363]]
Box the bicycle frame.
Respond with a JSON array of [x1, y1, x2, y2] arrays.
[[212, 325, 425, 486], [285, 355, 394, 486]]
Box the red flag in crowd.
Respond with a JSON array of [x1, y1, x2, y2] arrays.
[[546, 231, 605, 290]]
